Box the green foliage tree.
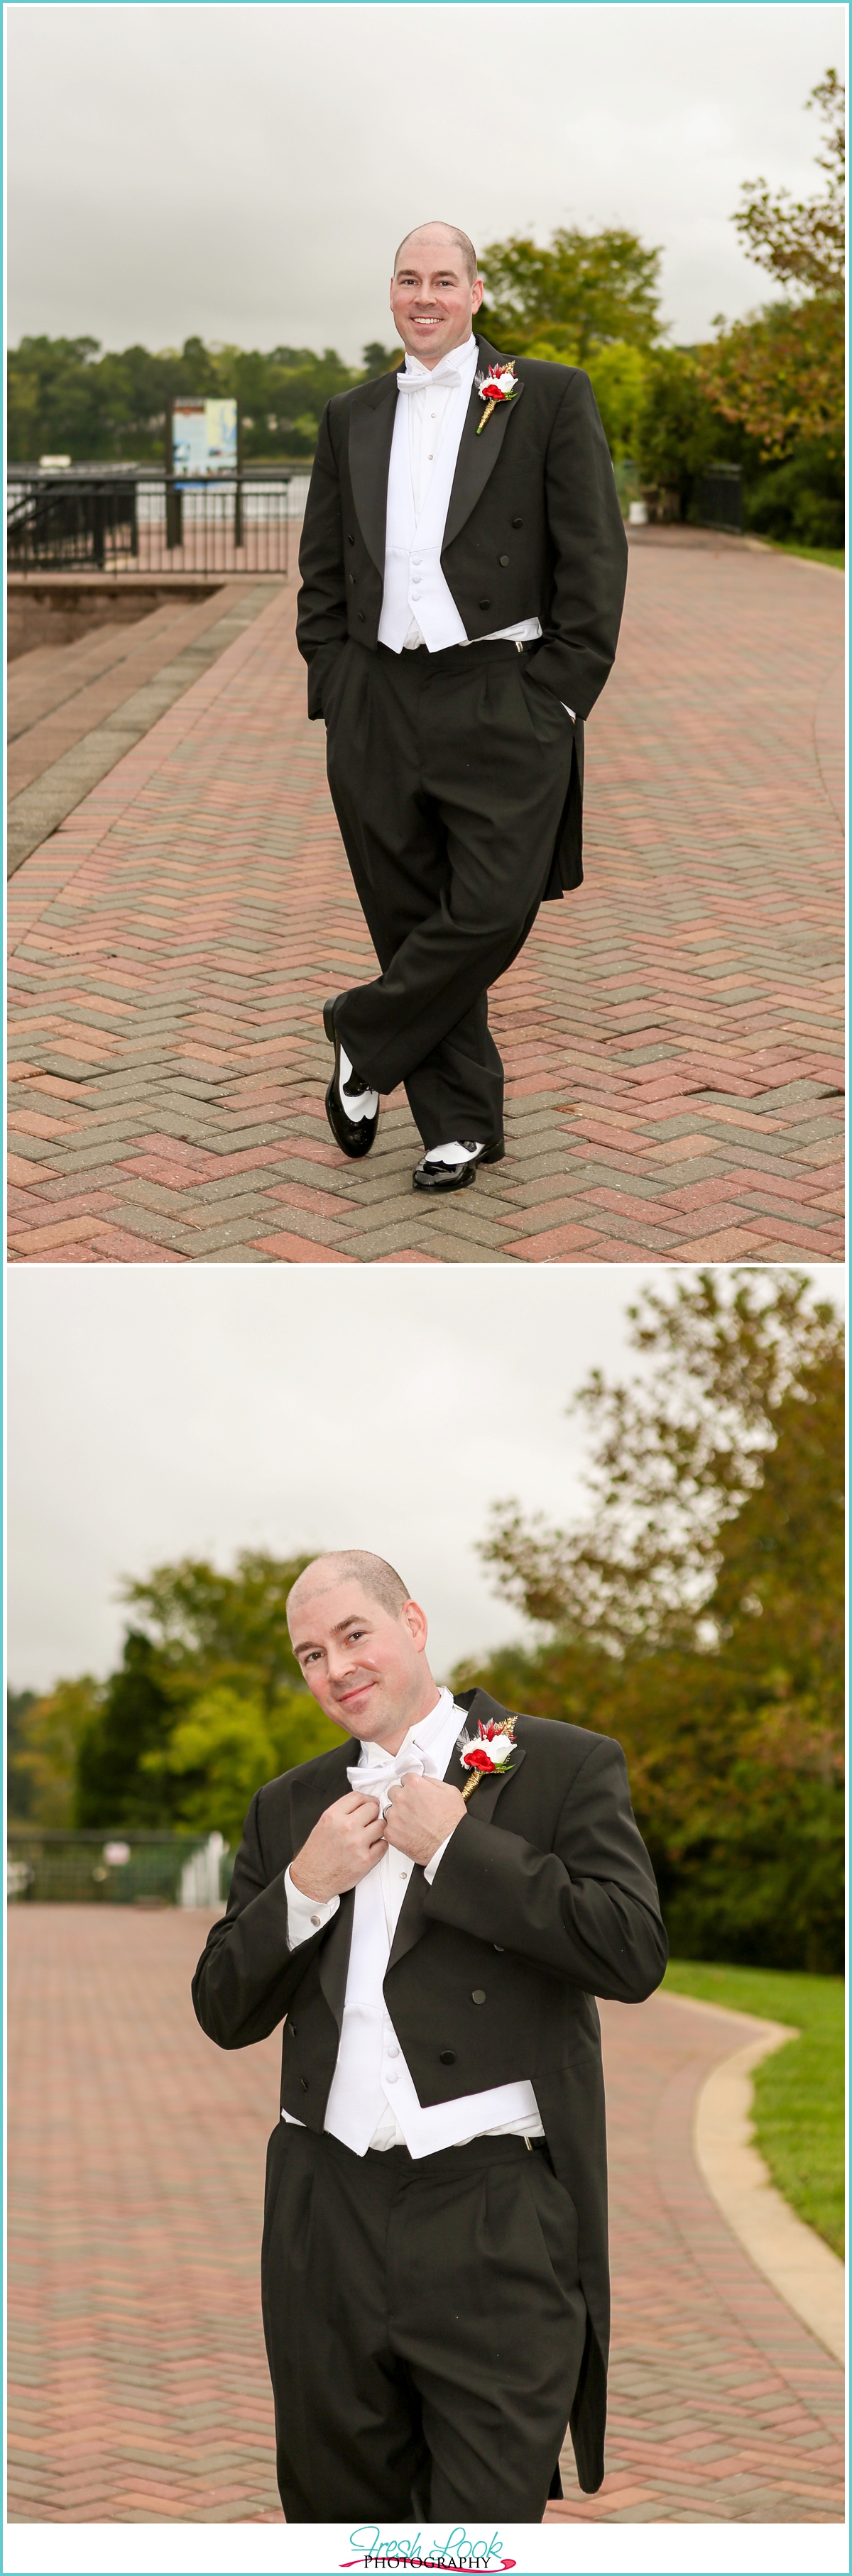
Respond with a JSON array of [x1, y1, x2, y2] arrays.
[[634, 347, 738, 514], [10, 1675, 103, 1827], [457, 1270, 843, 1971], [737, 436, 844, 548], [362, 341, 405, 375], [479, 225, 664, 362], [119, 1548, 312, 1705], [6, 336, 364, 464], [479, 1269, 840, 1651], [579, 341, 649, 461], [70, 1550, 340, 1840], [75, 1631, 178, 1828], [139, 1682, 339, 1847], [701, 71, 844, 458], [7, 1689, 38, 1820], [518, 340, 650, 463]]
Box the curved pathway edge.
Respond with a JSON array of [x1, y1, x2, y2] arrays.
[[662, 1991, 846, 2365]]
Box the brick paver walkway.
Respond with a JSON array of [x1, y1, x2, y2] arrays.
[[8, 535, 843, 1263], [8, 1908, 844, 2522]]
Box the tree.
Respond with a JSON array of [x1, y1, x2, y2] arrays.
[[70, 1549, 340, 1837], [362, 341, 404, 375], [634, 348, 736, 514], [479, 225, 664, 363], [459, 1270, 843, 1970], [701, 72, 844, 454], [75, 1631, 178, 1828], [649, 1348, 844, 1970], [140, 1683, 339, 1847], [6, 336, 362, 463], [479, 1269, 841, 1653], [473, 1265, 828, 1742], [120, 1548, 312, 1708], [10, 1676, 103, 1827], [7, 1689, 37, 1820], [733, 68, 844, 301]]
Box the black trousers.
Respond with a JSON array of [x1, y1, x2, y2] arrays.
[[324, 640, 576, 1150], [261, 2123, 586, 2523]]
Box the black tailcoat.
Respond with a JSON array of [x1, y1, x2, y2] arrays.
[[295, 339, 628, 898], [193, 1692, 667, 2495]]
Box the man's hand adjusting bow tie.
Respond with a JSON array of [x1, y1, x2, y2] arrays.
[[349, 1746, 466, 1864], [383, 1773, 467, 1867], [289, 1789, 387, 1902], [346, 1744, 425, 1816]]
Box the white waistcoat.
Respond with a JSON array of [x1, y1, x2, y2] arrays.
[[376, 372, 470, 655]]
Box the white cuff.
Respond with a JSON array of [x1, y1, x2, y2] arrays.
[[423, 1820, 463, 1886], [284, 1864, 339, 1949], [562, 704, 576, 720]]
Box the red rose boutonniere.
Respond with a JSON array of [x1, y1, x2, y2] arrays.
[[475, 361, 520, 434], [459, 1714, 518, 1801]]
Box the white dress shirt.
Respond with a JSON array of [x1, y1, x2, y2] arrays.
[[376, 336, 574, 715], [377, 336, 542, 658], [283, 1685, 543, 2157]]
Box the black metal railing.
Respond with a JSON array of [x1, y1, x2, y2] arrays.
[[6, 467, 310, 578], [694, 463, 743, 536]]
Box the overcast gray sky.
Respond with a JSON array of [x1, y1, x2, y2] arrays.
[[7, 3, 846, 359], [7, 1264, 843, 1695]]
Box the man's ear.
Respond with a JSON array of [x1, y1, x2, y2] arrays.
[[402, 1598, 428, 1653]]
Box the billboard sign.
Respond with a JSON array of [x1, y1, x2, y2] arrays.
[[172, 398, 238, 479]]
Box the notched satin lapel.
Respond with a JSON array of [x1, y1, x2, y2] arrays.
[[442, 342, 525, 556], [348, 375, 398, 577]]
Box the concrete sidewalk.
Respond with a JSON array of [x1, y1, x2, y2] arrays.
[[7, 1908, 844, 2523], [8, 535, 843, 1264]]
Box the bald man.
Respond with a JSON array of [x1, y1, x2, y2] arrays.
[[193, 1550, 667, 2521], [296, 221, 628, 1194]]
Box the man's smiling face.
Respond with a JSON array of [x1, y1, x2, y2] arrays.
[[390, 227, 484, 370], [287, 1576, 435, 1749]]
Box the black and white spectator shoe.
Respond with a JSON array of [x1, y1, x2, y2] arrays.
[[412, 1139, 506, 1194], [322, 997, 380, 1160]]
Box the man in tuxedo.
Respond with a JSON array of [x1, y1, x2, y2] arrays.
[[295, 221, 628, 1194], [192, 1550, 667, 2522]]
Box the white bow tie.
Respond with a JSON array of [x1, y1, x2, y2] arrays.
[[347, 1744, 426, 1815], [397, 364, 462, 392]]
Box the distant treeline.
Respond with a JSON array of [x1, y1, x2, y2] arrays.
[[7, 332, 401, 466]]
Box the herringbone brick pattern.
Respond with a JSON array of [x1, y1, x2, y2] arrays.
[[8, 536, 843, 1263], [8, 1910, 844, 2522]]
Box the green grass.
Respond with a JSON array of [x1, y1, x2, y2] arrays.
[[663, 1960, 845, 2259], [759, 537, 845, 571]]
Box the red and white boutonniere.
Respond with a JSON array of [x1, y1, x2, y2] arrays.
[[475, 360, 520, 434], [459, 1714, 518, 1800]]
